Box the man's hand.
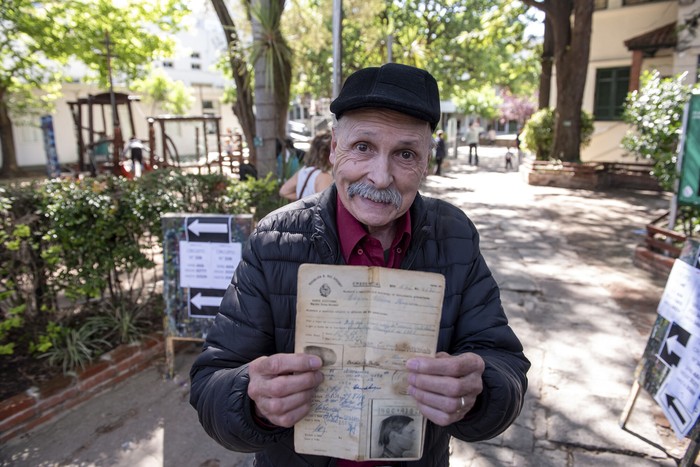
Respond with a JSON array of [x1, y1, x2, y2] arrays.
[[406, 352, 485, 426], [248, 353, 324, 428]]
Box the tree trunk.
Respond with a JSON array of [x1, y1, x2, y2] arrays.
[[251, 0, 277, 177], [0, 88, 22, 178], [550, 0, 593, 163], [211, 0, 258, 167], [251, 0, 292, 178], [539, 14, 554, 109], [524, 0, 593, 163]]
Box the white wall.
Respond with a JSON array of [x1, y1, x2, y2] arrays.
[[580, 0, 678, 162]]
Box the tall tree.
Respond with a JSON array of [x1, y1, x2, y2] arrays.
[[286, 0, 540, 110], [211, 0, 258, 166], [212, 0, 292, 175], [0, 1, 66, 177], [251, 0, 293, 176], [522, 0, 594, 162], [0, 0, 188, 178], [538, 13, 554, 109]]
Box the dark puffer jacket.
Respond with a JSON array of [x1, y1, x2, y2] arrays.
[[190, 185, 530, 467]]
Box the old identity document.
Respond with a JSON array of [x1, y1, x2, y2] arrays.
[[294, 264, 445, 461]]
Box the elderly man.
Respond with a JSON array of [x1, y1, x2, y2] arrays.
[[190, 63, 530, 467]]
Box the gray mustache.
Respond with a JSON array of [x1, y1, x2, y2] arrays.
[[347, 182, 402, 209]]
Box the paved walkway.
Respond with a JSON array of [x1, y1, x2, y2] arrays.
[[1, 146, 691, 466]]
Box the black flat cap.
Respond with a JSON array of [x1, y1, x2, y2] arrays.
[[330, 63, 440, 131]]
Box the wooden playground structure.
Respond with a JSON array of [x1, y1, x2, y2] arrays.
[[68, 91, 248, 178]]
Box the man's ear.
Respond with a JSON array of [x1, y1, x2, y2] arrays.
[[329, 128, 338, 165]]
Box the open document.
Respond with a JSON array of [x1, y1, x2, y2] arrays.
[[294, 264, 445, 461]]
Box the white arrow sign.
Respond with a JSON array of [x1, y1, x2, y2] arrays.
[[188, 219, 228, 236], [666, 334, 687, 358], [190, 292, 223, 310]]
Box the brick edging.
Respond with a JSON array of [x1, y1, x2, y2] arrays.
[[0, 333, 164, 444], [633, 244, 674, 279]]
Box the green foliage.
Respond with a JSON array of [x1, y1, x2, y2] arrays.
[[452, 85, 503, 120], [131, 68, 194, 115], [37, 177, 154, 301], [39, 321, 110, 374], [285, 0, 540, 104], [30, 321, 61, 355], [221, 173, 285, 219], [0, 304, 25, 355], [84, 299, 156, 346], [521, 108, 594, 161], [0, 171, 281, 374], [622, 70, 698, 192]]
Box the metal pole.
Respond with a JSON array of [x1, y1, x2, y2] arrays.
[[104, 31, 123, 174], [104, 31, 119, 128], [332, 0, 342, 99], [668, 99, 691, 231], [387, 33, 393, 63]]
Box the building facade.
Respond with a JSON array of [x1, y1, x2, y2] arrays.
[[8, 6, 240, 173], [580, 0, 699, 162]]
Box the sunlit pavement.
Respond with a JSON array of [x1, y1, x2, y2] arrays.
[[1, 145, 690, 466]]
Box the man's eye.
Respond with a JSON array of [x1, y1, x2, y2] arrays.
[[356, 143, 369, 152], [400, 151, 414, 160]]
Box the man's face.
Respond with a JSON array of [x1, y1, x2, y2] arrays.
[[392, 421, 415, 452], [330, 108, 432, 235]]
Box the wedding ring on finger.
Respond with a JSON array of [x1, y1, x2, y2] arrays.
[[459, 396, 466, 411]]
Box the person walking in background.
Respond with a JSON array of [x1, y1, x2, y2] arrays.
[[505, 147, 514, 171], [121, 135, 148, 178], [433, 129, 446, 176], [466, 120, 482, 166], [279, 131, 333, 201]]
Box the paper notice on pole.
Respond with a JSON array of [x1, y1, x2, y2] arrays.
[[293, 264, 444, 461]]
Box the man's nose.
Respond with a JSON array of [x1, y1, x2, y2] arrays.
[[367, 154, 393, 188]]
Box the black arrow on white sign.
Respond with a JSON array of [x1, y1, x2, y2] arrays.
[[665, 394, 687, 426]]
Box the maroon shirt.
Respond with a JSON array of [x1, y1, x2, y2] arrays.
[[336, 197, 411, 268], [335, 196, 412, 467]]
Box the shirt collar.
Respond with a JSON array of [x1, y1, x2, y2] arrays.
[[336, 195, 412, 265]]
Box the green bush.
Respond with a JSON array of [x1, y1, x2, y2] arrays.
[[521, 108, 594, 161], [0, 171, 281, 375], [39, 321, 110, 374], [622, 70, 697, 192]]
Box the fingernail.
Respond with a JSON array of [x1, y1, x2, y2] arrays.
[[406, 359, 418, 371], [407, 374, 416, 385], [309, 356, 322, 369]]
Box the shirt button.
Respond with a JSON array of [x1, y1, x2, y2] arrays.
[[357, 248, 364, 255]]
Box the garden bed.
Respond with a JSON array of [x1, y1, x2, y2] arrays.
[[521, 159, 662, 191], [0, 333, 164, 444]]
